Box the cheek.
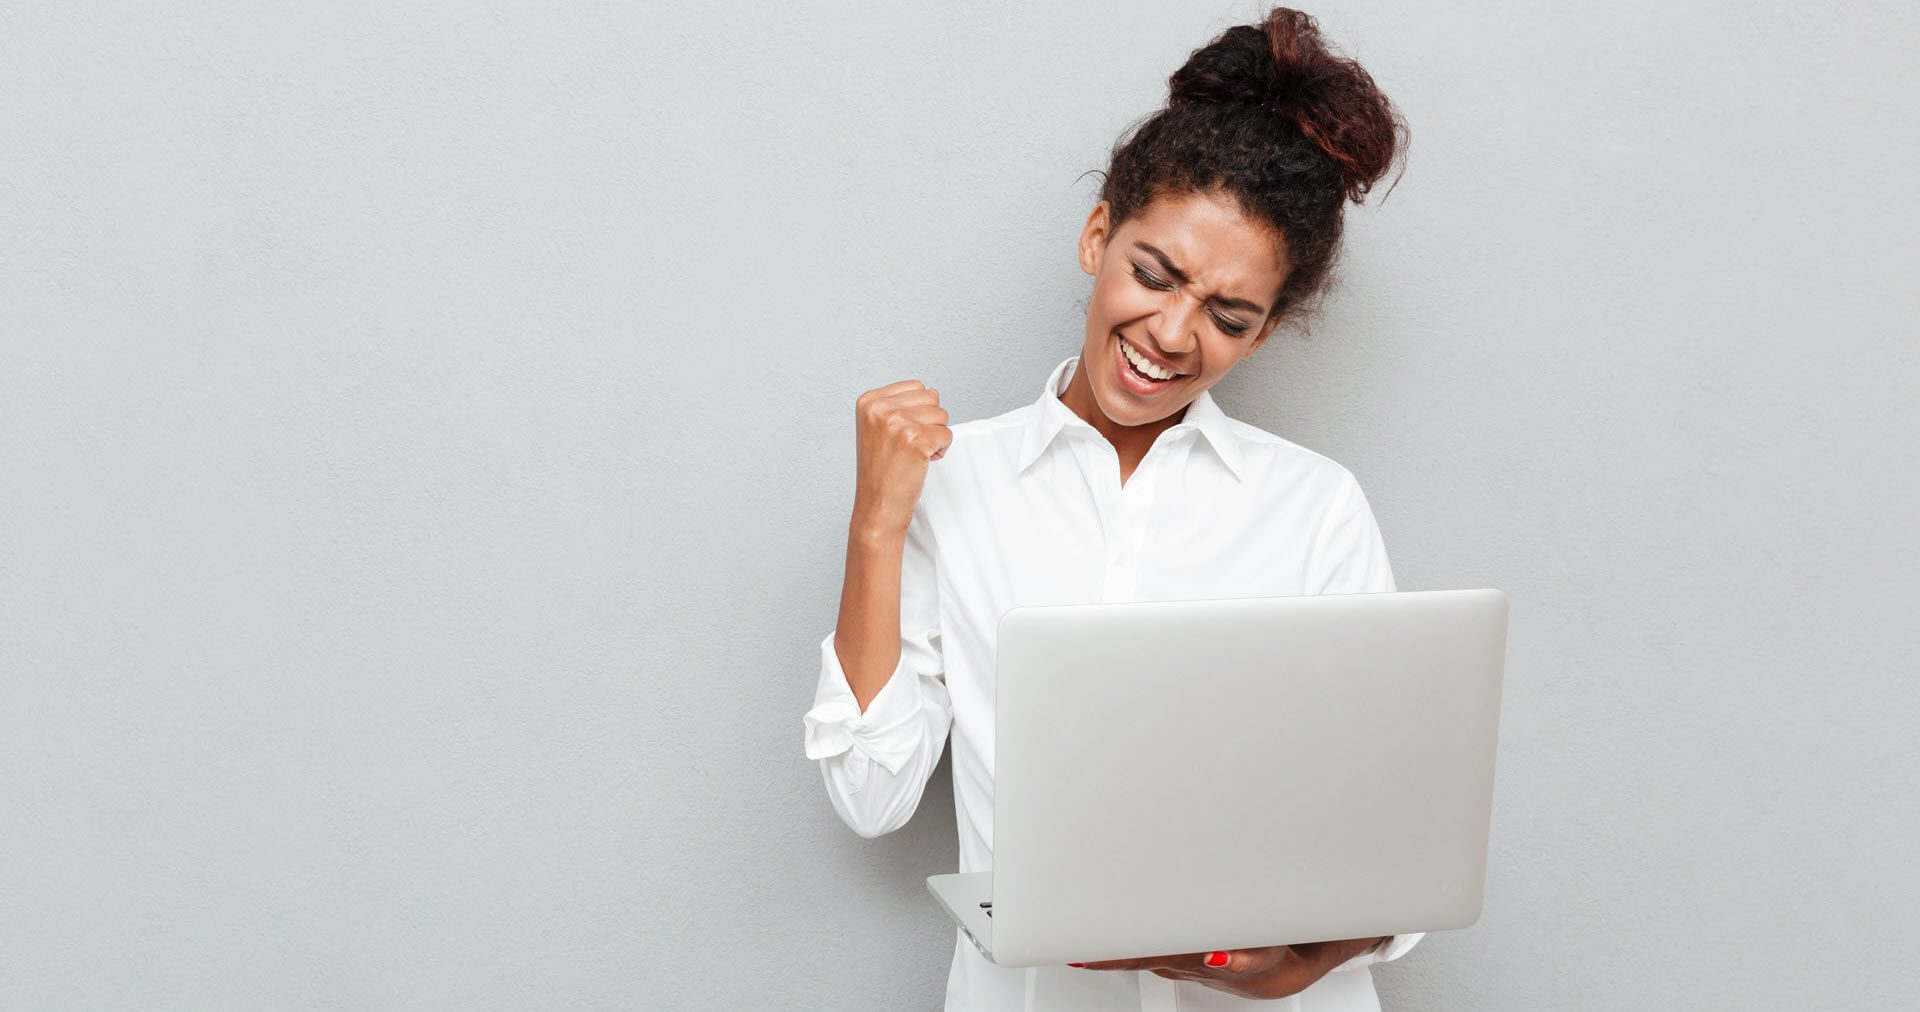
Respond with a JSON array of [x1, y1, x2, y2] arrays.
[[1091, 276, 1156, 326], [1083, 287, 1120, 334]]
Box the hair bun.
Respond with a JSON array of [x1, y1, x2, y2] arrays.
[[1166, 29, 1283, 111], [1167, 9, 1316, 114], [1257, 8, 1319, 113], [1166, 6, 1404, 204]]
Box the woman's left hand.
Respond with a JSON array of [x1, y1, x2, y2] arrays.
[[1073, 936, 1386, 1000]]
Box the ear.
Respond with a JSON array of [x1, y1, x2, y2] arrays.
[[1078, 201, 1112, 277]]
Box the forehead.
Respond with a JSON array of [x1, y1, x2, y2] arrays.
[[1121, 190, 1288, 294]]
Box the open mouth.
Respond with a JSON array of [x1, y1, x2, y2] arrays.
[[1115, 335, 1182, 392]]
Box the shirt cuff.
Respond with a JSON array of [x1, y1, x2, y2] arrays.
[[1328, 931, 1425, 973], [801, 629, 926, 793]]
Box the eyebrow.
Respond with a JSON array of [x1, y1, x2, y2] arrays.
[[1131, 241, 1269, 316]]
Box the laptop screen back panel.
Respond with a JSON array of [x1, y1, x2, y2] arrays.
[[987, 589, 1507, 967]]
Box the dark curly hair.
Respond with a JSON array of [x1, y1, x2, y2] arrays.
[[1089, 7, 1409, 333]]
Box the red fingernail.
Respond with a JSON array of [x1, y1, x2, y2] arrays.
[[1204, 951, 1229, 967], [1067, 962, 1085, 968]]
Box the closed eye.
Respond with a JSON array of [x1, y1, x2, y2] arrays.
[[1130, 263, 1251, 336]]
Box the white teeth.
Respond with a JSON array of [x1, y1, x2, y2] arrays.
[[1121, 338, 1177, 381]]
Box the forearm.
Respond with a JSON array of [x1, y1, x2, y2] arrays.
[[1322, 936, 1389, 969], [1324, 931, 1421, 975], [1245, 936, 1390, 998], [835, 516, 908, 713]]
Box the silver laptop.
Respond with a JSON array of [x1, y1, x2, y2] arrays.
[[927, 588, 1509, 968]]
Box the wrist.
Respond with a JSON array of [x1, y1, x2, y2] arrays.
[[849, 512, 909, 547], [852, 510, 910, 549]]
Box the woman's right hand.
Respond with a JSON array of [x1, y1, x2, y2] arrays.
[[851, 379, 951, 537]]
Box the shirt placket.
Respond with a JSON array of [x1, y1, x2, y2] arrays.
[[1095, 441, 1166, 604], [1100, 437, 1178, 1012]]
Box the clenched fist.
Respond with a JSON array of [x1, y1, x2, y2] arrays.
[[851, 379, 952, 537]]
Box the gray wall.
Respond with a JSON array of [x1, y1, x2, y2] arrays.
[[3, 2, 1914, 1008]]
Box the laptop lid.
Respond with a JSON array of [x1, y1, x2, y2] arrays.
[[986, 588, 1508, 967]]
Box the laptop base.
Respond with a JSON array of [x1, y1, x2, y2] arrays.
[[927, 872, 995, 960]]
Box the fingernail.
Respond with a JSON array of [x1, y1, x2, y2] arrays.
[[1067, 962, 1085, 968], [1204, 951, 1229, 968]]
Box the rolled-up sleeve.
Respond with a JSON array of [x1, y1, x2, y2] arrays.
[[1311, 469, 1427, 971], [1329, 931, 1426, 973], [801, 502, 952, 839]]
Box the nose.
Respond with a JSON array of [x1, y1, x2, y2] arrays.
[[1148, 290, 1205, 357]]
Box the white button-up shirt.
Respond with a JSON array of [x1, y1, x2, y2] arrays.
[[804, 354, 1425, 1011]]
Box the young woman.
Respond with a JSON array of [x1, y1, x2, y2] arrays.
[[804, 9, 1418, 1010]]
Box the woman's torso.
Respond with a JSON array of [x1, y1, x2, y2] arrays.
[[918, 355, 1395, 1011]]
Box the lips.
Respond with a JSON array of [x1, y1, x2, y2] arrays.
[[1119, 336, 1185, 378], [1113, 335, 1182, 395]]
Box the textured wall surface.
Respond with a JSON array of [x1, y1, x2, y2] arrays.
[[3, 2, 1915, 1008]]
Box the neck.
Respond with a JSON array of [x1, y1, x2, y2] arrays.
[[1057, 356, 1187, 464]]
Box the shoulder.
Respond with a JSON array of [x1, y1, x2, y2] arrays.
[[1218, 415, 1365, 501], [950, 399, 1031, 441], [940, 398, 1034, 457], [916, 402, 1032, 513]]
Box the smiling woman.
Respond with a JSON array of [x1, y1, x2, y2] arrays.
[[805, 7, 1416, 1012], [1061, 6, 1409, 487]]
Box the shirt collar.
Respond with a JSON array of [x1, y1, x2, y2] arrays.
[[1016, 354, 1245, 482]]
